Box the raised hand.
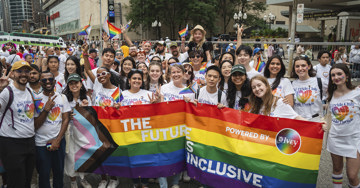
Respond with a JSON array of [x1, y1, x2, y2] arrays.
[[44, 94, 57, 112], [0, 69, 11, 91], [82, 43, 89, 53], [102, 32, 110, 42], [120, 24, 127, 34], [238, 24, 244, 35]]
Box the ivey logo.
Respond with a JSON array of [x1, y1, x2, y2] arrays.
[[275, 128, 301, 155]]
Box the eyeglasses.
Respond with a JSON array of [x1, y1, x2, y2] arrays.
[[185, 70, 193, 75], [40, 78, 54, 83], [15, 69, 30, 74], [96, 71, 109, 77]]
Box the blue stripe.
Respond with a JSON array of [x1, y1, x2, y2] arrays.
[[186, 152, 316, 188], [102, 149, 185, 168], [73, 108, 103, 170]]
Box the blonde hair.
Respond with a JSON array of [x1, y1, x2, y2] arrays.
[[249, 75, 278, 116], [335, 46, 346, 62], [189, 29, 206, 49]]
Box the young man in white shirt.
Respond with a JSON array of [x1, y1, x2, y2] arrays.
[[313, 50, 331, 102], [35, 71, 71, 188], [236, 45, 261, 79], [0, 61, 53, 188]]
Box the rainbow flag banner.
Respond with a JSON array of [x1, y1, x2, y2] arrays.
[[178, 24, 188, 37], [73, 101, 323, 187]]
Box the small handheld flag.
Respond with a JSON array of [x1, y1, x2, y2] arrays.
[[255, 58, 266, 72], [179, 82, 198, 94], [125, 20, 132, 30], [178, 24, 188, 37], [111, 88, 124, 103], [199, 62, 207, 74]]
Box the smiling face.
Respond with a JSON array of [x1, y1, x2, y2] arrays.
[[193, 30, 203, 43], [170, 66, 184, 84], [13, 67, 31, 86], [102, 51, 115, 68], [138, 63, 148, 74], [29, 69, 40, 84], [129, 73, 143, 90], [66, 59, 77, 74], [96, 68, 110, 85], [221, 62, 232, 78], [268, 58, 282, 77], [137, 52, 146, 62], [122, 60, 134, 75], [143, 42, 151, 54], [294, 60, 310, 79], [237, 50, 251, 66], [183, 65, 193, 81], [331, 68, 347, 86], [68, 80, 82, 93], [222, 54, 233, 62], [149, 64, 162, 82], [231, 72, 246, 87], [40, 72, 56, 92], [251, 79, 268, 99]]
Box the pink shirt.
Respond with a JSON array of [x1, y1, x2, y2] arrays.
[[88, 57, 96, 70]]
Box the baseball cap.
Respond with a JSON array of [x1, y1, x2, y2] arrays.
[[155, 41, 165, 46], [230, 64, 246, 75], [170, 42, 178, 48], [67, 73, 82, 84], [253, 47, 263, 55], [11, 60, 32, 71]]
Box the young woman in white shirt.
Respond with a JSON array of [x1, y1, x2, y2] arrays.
[[136, 62, 149, 89], [290, 56, 323, 122], [145, 62, 165, 93], [218, 60, 233, 94], [263, 55, 294, 107], [226, 64, 251, 111], [326, 63, 360, 188]]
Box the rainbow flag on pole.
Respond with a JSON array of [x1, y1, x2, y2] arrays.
[[179, 82, 198, 94], [178, 24, 188, 37], [111, 88, 123, 103], [73, 101, 323, 187], [103, 17, 122, 39], [255, 58, 266, 72], [79, 15, 92, 36]]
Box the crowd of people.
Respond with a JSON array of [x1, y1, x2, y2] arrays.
[[0, 23, 359, 188]]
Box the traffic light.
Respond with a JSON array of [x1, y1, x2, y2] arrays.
[[108, 0, 115, 23]]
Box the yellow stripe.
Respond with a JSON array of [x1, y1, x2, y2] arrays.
[[189, 127, 321, 170], [109, 124, 188, 146]]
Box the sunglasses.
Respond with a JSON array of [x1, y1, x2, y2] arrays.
[[185, 70, 193, 75], [15, 69, 30, 74], [131, 68, 143, 72], [190, 55, 202, 59], [96, 71, 109, 77], [40, 78, 54, 83]]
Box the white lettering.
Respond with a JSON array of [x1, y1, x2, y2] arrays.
[[120, 119, 130, 132]]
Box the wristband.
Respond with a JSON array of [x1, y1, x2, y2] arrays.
[[83, 53, 89, 56]]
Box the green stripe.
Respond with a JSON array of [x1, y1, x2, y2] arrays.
[[190, 141, 318, 184], [112, 137, 185, 157]]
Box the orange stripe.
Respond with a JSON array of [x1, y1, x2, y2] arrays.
[[99, 112, 321, 155]]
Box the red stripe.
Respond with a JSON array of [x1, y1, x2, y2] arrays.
[[93, 101, 323, 139], [57, 81, 63, 87]]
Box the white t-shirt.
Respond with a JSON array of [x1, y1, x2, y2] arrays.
[[68, 95, 92, 108], [292, 77, 323, 121], [189, 87, 227, 106], [93, 85, 119, 107], [267, 78, 294, 98], [35, 93, 71, 146], [58, 54, 67, 74], [1, 50, 9, 57], [161, 82, 189, 102], [54, 73, 65, 93], [247, 68, 261, 79], [261, 98, 299, 119], [335, 54, 347, 64], [0, 84, 35, 138], [193, 70, 205, 85], [121, 89, 152, 106], [6, 54, 21, 65], [313, 64, 331, 100], [165, 52, 189, 63], [87, 68, 121, 90]]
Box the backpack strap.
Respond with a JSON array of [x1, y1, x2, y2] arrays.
[[0, 86, 14, 129], [218, 89, 222, 104], [195, 88, 200, 100], [317, 77, 323, 100]]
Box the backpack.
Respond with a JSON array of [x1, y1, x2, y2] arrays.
[[0, 86, 34, 130], [196, 88, 223, 104]]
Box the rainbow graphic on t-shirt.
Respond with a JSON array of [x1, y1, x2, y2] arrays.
[[275, 128, 301, 155], [98, 96, 112, 107], [332, 105, 349, 121], [296, 89, 312, 103], [24, 103, 35, 119], [48, 107, 60, 121]]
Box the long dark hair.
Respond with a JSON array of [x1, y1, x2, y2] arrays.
[[183, 63, 195, 86], [62, 81, 88, 102], [219, 52, 235, 65], [64, 56, 82, 82], [100, 66, 125, 90], [327, 63, 355, 102], [290, 56, 316, 78], [218, 60, 233, 91], [145, 62, 164, 90], [264, 55, 286, 90], [227, 72, 251, 109], [126, 69, 145, 90], [120, 56, 136, 77]]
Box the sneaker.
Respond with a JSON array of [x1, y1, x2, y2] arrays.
[[107, 179, 119, 188], [171, 185, 180, 188], [70, 181, 78, 188], [80, 179, 92, 188], [183, 171, 191, 182], [98, 180, 107, 188]]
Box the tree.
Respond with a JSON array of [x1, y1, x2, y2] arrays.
[[125, 0, 218, 39], [216, 0, 267, 34]]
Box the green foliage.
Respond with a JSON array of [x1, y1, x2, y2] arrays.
[[250, 27, 288, 38], [126, 0, 217, 39]]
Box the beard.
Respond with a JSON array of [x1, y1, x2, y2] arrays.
[[29, 78, 40, 84], [130, 52, 137, 57], [171, 50, 179, 57], [156, 48, 164, 54]]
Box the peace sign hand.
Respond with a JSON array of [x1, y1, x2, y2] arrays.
[[82, 43, 89, 53], [238, 24, 244, 35], [102, 32, 110, 42], [44, 94, 57, 112], [0, 69, 11, 91]]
